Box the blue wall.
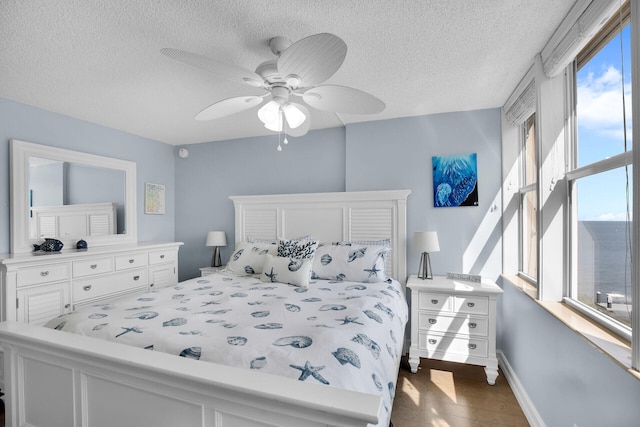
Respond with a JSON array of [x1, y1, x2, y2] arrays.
[[499, 277, 640, 426], [0, 97, 176, 252]]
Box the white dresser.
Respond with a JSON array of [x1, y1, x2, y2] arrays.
[[0, 242, 183, 326], [407, 275, 503, 385]]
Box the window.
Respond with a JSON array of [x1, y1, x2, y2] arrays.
[[567, 3, 632, 337], [520, 114, 537, 283]]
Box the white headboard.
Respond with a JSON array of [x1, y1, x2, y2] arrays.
[[230, 189, 411, 284]]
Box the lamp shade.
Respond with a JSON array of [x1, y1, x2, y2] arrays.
[[413, 231, 440, 253], [206, 231, 227, 247]]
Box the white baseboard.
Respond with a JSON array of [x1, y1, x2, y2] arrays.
[[497, 350, 545, 427]]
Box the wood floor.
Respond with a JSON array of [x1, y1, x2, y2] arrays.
[[391, 357, 529, 427]]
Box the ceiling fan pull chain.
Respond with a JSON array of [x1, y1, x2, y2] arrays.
[[283, 109, 289, 146], [277, 128, 283, 152]]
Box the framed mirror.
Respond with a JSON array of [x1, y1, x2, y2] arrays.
[[10, 139, 137, 253]]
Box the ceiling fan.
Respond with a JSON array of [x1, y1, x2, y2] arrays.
[[161, 33, 385, 141]]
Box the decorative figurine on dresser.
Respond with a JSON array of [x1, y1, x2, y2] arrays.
[[407, 274, 504, 385]]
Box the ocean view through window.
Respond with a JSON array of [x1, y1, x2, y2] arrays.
[[572, 5, 632, 334]]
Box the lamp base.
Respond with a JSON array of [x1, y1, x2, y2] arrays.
[[417, 252, 433, 279], [211, 247, 223, 267]]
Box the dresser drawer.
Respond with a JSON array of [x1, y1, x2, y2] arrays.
[[73, 268, 147, 303], [17, 263, 70, 287], [418, 312, 489, 337], [115, 252, 148, 270], [453, 295, 489, 315], [418, 292, 452, 312], [149, 249, 176, 265], [73, 257, 114, 278], [418, 332, 488, 359]]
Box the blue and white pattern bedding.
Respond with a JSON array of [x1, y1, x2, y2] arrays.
[[44, 271, 408, 426]]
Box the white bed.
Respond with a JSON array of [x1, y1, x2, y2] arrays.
[[0, 189, 411, 427]]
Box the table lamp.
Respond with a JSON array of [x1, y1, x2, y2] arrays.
[[206, 231, 227, 267], [413, 231, 440, 279]]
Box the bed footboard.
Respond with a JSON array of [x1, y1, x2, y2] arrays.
[[0, 321, 382, 427]]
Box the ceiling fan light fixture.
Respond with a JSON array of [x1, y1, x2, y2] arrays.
[[263, 110, 283, 132], [281, 103, 306, 129], [258, 100, 280, 125]]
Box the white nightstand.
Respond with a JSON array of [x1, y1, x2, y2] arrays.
[[199, 266, 226, 276], [407, 275, 503, 385]]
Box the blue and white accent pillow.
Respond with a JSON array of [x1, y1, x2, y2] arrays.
[[260, 254, 313, 288], [312, 243, 388, 283], [226, 242, 278, 275], [277, 238, 318, 260]]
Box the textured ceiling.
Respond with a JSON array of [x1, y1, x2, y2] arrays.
[[0, 0, 575, 145]]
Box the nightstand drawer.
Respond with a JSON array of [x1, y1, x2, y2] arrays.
[[418, 312, 489, 337], [115, 252, 148, 270], [17, 263, 69, 286], [73, 257, 114, 278], [74, 268, 147, 303], [453, 295, 489, 315], [149, 250, 177, 265], [419, 332, 488, 358], [418, 292, 452, 312]]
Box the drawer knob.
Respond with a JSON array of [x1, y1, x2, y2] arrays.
[[133, 275, 140, 281], [160, 254, 165, 259], [469, 322, 477, 329], [83, 285, 92, 291], [40, 271, 49, 277], [431, 299, 438, 304], [90, 264, 97, 269], [467, 302, 475, 308], [64, 304, 71, 309], [428, 318, 437, 324], [428, 339, 437, 345], [129, 259, 135, 264], [468, 343, 477, 350]]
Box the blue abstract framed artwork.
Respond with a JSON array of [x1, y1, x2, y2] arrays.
[[432, 153, 479, 207]]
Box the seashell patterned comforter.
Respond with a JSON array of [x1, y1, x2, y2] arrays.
[[44, 271, 408, 426]]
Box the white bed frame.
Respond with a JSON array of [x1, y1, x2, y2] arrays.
[[0, 189, 410, 427]]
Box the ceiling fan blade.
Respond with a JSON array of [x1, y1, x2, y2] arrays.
[[302, 85, 385, 114], [195, 96, 263, 121], [285, 102, 310, 137], [161, 48, 264, 87], [277, 33, 347, 87]]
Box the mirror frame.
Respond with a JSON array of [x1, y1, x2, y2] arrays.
[[10, 139, 137, 253]]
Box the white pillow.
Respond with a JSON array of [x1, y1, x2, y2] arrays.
[[226, 242, 278, 275], [318, 239, 391, 248], [312, 243, 388, 283], [261, 254, 313, 288], [247, 234, 314, 244]]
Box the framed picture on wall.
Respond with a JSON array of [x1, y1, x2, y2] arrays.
[[144, 182, 165, 214], [432, 153, 479, 207]]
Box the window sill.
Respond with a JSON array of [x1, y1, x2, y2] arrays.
[[501, 274, 639, 381]]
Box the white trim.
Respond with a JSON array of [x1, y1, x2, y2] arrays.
[[541, 0, 621, 77], [563, 297, 632, 341], [503, 66, 536, 127], [497, 350, 545, 427], [565, 150, 632, 181], [631, 0, 640, 371]]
